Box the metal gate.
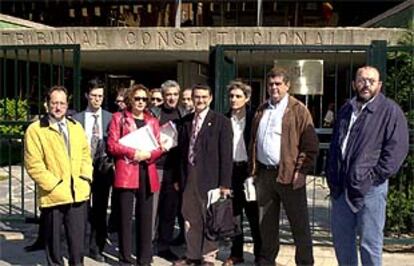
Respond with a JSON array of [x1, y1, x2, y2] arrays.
[[209, 40, 413, 243], [0, 44, 81, 221]]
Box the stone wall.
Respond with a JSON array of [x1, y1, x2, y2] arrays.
[[0, 27, 408, 50]]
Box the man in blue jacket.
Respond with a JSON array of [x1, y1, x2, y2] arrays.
[[326, 65, 409, 266]]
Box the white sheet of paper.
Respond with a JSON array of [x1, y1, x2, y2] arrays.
[[207, 188, 222, 208], [243, 176, 257, 201], [160, 121, 178, 151], [119, 125, 159, 151]]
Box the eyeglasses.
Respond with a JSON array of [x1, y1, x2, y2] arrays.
[[356, 78, 379, 86], [134, 96, 148, 102], [151, 98, 163, 103], [115, 100, 124, 104]]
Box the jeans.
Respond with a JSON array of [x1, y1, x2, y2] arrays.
[[331, 180, 388, 266]]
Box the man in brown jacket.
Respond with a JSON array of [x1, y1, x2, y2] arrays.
[[249, 67, 319, 266]]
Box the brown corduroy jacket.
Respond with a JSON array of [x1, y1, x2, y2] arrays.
[[249, 96, 319, 184]]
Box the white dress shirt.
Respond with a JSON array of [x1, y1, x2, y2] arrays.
[[84, 107, 103, 146], [256, 94, 289, 166], [231, 114, 248, 162]]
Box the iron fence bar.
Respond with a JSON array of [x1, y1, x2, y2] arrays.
[[73, 45, 81, 111], [20, 138, 24, 216], [25, 49, 30, 120], [14, 49, 18, 120], [8, 141, 12, 215], [37, 49, 42, 118], [50, 48, 54, 87], [2, 49, 6, 118], [61, 48, 65, 87]]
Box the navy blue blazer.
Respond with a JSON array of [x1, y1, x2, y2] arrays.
[[326, 93, 409, 210]]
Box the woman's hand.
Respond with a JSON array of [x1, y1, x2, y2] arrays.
[[134, 150, 151, 162]]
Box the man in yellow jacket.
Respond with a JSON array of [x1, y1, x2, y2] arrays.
[[25, 85, 93, 266]]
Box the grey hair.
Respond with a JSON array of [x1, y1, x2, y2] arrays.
[[161, 80, 180, 94]]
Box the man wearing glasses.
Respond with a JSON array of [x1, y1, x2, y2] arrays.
[[24, 86, 93, 265], [327, 65, 409, 265], [150, 88, 164, 108], [73, 78, 113, 262]]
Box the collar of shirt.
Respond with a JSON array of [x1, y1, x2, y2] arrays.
[[267, 93, 289, 111], [86, 107, 102, 116], [350, 95, 376, 115], [195, 107, 209, 126], [49, 115, 66, 128], [85, 107, 103, 141]]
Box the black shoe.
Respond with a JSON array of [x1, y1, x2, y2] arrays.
[[24, 241, 44, 252], [158, 249, 179, 261], [89, 251, 105, 262], [170, 235, 185, 246]]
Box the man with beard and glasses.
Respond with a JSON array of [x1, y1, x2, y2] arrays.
[[326, 65, 409, 266], [24, 86, 92, 265]]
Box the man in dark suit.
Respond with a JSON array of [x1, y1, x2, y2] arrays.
[[174, 84, 233, 266], [73, 77, 113, 262], [223, 80, 261, 266]]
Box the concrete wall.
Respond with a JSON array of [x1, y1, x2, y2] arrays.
[[0, 27, 408, 50]]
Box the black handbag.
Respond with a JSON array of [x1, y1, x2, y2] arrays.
[[205, 197, 241, 241]]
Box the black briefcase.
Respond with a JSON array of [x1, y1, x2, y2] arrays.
[[205, 197, 241, 241]]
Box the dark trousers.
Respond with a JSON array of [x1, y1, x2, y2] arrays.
[[43, 201, 87, 266], [117, 173, 153, 264], [255, 168, 314, 266], [88, 171, 113, 254], [182, 165, 217, 260], [157, 169, 179, 251], [230, 163, 261, 259]]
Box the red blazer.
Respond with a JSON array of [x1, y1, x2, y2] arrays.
[[107, 110, 163, 191]]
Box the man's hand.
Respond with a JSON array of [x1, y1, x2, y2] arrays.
[[220, 187, 232, 198], [292, 171, 306, 190], [134, 150, 151, 162]]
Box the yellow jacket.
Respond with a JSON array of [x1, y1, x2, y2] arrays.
[[24, 116, 93, 208]]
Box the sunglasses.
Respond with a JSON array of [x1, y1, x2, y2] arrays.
[[134, 96, 148, 102], [151, 98, 163, 103]]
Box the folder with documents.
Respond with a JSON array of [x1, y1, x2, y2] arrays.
[[119, 125, 159, 151]]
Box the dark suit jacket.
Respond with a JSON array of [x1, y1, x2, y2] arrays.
[[179, 109, 233, 196], [73, 109, 113, 171]]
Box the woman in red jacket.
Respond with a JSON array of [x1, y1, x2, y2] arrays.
[[108, 84, 163, 266]]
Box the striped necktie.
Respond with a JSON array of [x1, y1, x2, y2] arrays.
[[90, 114, 100, 158], [188, 114, 202, 165], [58, 121, 70, 155]]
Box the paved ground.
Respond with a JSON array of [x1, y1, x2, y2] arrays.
[[1, 165, 413, 265], [1, 224, 414, 266]]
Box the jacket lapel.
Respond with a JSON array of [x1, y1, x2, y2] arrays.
[[197, 110, 214, 141]]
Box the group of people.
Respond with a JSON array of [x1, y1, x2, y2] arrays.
[[24, 65, 409, 266]]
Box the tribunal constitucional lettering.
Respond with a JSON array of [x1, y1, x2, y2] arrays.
[[0, 28, 404, 49]]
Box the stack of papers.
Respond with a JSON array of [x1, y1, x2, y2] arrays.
[[119, 125, 159, 151], [160, 121, 178, 151]]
